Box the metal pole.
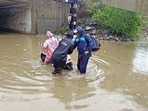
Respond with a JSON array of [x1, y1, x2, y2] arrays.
[[69, 2, 77, 30]]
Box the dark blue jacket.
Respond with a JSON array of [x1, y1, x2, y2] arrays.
[[51, 37, 74, 67], [74, 33, 93, 56]]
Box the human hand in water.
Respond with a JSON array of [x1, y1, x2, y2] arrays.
[[84, 51, 89, 55]]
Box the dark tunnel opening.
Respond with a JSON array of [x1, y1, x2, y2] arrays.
[[0, 0, 30, 33]]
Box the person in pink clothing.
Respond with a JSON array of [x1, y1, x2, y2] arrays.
[[42, 31, 59, 64]]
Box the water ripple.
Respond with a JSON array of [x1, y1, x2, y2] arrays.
[[132, 44, 148, 75]]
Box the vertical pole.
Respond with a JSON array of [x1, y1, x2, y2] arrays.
[[69, 2, 77, 31], [73, 3, 77, 29], [69, 3, 74, 30]]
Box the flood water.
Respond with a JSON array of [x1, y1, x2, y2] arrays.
[[0, 33, 148, 111]]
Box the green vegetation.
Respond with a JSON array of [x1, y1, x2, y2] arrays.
[[87, 1, 143, 40], [57, 0, 148, 40]]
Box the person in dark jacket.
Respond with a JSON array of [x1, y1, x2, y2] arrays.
[[74, 26, 93, 74], [51, 30, 75, 75]]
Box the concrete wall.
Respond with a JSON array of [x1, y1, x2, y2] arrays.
[[0, 0, 148, 34], [31, 0, 69, 34], [0, 1, 31, 33], [6, 8, 31, 33], [0, 0, 69, 34], [35, 1, 69, 34], [102, 0, 148, 15]]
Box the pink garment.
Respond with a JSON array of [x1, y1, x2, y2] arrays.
[[42, 31, 59, 63]]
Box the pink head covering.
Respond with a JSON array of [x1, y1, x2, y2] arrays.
[[45, 31, 53, 38]]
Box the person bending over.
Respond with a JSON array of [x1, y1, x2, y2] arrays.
[[51, 30, 74, 75]]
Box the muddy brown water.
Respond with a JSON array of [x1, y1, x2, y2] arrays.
[[0, 33, 148, 111]]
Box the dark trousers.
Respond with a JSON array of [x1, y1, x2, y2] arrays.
[[77, 54, 89, 74], [40, 53, 46, 62], [54, 65, 62, 74]]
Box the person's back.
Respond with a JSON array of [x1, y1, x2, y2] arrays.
[[42, 31, 59, 63], [51, 37, 74, 64], [51, 30, 74, 75]]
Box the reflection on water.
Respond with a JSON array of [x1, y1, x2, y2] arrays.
[[132, 42, 148, 75], [0, 33, 148, 111]]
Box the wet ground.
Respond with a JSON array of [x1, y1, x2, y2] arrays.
[[0, 33, 148, 111]]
